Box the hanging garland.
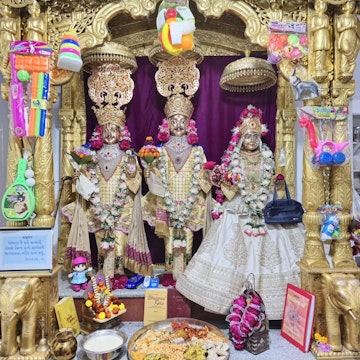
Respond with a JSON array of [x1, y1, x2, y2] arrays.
[[87, 153, 130, 250], [157, 145, 203, 248]]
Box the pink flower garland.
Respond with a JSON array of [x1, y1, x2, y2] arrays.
[[226, 289, 266, 350]]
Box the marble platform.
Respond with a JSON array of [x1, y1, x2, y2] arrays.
[[60, 271, 316, 359]]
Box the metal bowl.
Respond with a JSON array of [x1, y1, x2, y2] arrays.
[[127, 317, 230, 360], [78, 329, 127, 360]]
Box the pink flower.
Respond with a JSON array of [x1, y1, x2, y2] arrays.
[[90, 139, 103, 150], [120, 139, 131, 150], [187, 133, 198, 145], [211, 212, 221, 219], [158, 131, 170, 142], [203, 161, 216, 170]]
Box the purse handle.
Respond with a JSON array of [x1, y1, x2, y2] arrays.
[[273, 179, 292, 200]]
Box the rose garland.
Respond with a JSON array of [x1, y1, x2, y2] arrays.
[[226, 289, 266, 350], [87, 153, 130, 251], [158, 145, 203, 248]]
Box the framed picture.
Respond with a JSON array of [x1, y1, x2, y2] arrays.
[[0, 227, 53, 271]]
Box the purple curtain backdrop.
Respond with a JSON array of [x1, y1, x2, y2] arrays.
[[85, 56, 277, 162], [84, 56, 278, 266]]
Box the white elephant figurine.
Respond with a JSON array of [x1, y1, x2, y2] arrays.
[[322, 273, 360, 352], [0, 277, 41, 356]]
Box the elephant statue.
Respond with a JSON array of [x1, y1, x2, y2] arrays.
[[0, 276, 41, 356], [321, 273, 360, 352]]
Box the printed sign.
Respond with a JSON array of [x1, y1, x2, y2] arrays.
[[0, 227, 53, 271]]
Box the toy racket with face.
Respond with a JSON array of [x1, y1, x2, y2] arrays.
[[1, 158, 35, 221]]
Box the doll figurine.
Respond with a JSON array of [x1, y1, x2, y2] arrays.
[[68, 256, 92, 292]]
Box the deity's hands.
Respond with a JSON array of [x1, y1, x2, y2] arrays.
[[73, 170, 80, 182], [126, 156, 137, 178]]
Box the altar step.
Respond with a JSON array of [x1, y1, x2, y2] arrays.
[[58, 270, 284, 331], [58, 270, 228, 323]]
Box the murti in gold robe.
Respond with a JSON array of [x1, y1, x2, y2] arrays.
[[142, 94, 212, 278]]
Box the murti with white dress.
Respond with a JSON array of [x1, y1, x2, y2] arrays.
[[176, 105, 306, 320]]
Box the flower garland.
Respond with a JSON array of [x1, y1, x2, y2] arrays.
[[236, 147, 274, 236], [226, 289, 266, 350], [158, 144, 203, 248], [87, 153, 130, 251], [212, 118, 274, 236]]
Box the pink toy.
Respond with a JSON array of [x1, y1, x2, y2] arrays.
[[68, 256, 92, 292], [9, 53, 26, 137], [9, 41, 52, 137]]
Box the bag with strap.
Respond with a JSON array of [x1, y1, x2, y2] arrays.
[[264, 180, 304, 224]]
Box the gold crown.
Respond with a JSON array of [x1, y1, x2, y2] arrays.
[[87, 63, 134, 127], [164, 94, 194, 119], [92, 104, 126, 127]]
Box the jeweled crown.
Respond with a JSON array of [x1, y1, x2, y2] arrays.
[[164, 93, 194, 119], [155, 57, 199, 119], [87, 63, 134, 127]]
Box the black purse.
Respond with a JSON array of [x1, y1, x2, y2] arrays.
[[264, 180, 304, 224]]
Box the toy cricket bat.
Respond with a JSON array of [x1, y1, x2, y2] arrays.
[[1, 158, 35, 221]]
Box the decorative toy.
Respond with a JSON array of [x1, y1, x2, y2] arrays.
[[267, 22, 307, 64], [298, 106, 349, 167], [68, 256, 92, 292], [57, 29, 83, 72], [321, 214, 340, 241], [9, 40, 52, 137], [156, 0, 195, 56], [1, 156, 35, 221], [289, 64, 320, 101]]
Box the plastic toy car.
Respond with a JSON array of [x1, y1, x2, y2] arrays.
[[125, 274, 145, 289]]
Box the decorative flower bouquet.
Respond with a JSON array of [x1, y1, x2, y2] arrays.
[[69, 143, 95, 166], [138, 136, 160, 165]]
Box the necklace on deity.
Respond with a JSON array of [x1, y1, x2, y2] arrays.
[[165, 136, 192, 172]]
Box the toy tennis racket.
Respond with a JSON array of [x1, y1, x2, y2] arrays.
[[1, 158, 35, 221]]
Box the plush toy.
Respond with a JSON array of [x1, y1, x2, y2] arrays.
[[68, 256, 92, 292]]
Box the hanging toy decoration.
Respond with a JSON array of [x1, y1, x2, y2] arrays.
[[156, 0, 195, 56]]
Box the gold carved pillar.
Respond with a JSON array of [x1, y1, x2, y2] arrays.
[[57, 72, 87, 264], [275, 74, 297, 196]]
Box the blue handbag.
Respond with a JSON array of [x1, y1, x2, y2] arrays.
[[264, 180, 304, 224]]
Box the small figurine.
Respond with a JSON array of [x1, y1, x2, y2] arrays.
[[68, 257, 92, 292]]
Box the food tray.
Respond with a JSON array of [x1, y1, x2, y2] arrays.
[[127, 317, 230, 360]]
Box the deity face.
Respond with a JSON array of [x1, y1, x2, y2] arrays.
[[169, 114, 189, 137], [102, 123, 120, 145], [242, 131, 261, 152]]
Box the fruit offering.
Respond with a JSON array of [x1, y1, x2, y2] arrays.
[[84, 273, 126, 321]]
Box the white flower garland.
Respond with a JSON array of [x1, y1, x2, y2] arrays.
[[87, 153, 129, 250], [230, 144, 274, 236], [158, 145, 203, 248]]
